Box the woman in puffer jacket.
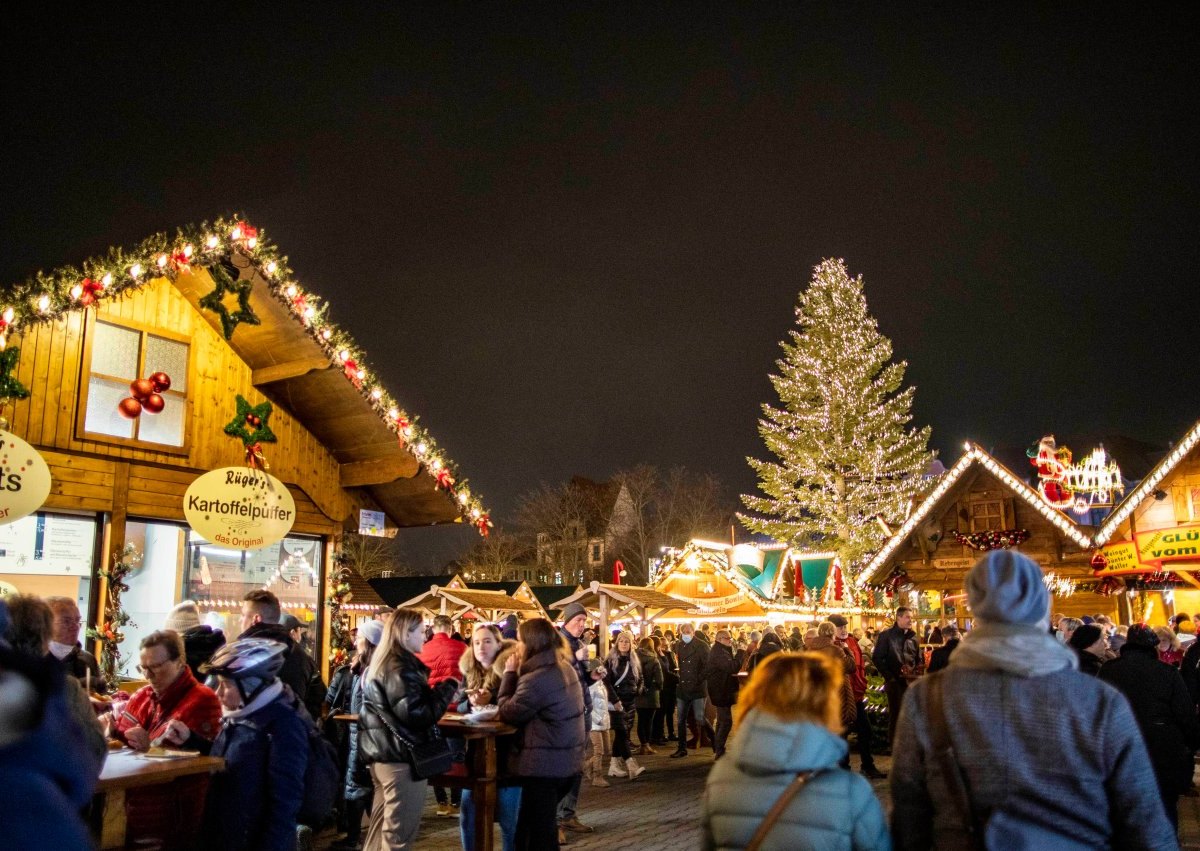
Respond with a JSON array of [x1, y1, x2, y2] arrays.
[[496, 617, 586, 850], [455, 623, 521, 851], [634, 637, 663, 755], [359, 608, 460, 850], [702, 652, 890, 851], [605, 630, 645, 779]]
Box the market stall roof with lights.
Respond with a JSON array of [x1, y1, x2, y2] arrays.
[[400, 574, 540, 621], [551, 581, 696, 653], [0, 215, 489, 533], [855, 441, 1114, 607]]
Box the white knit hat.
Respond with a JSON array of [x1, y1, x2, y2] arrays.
[[165, 600, 201, 633]]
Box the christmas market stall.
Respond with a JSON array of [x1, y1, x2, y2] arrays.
[[550, 581, 696, 655], [855, 439, 1123, 624], [398, 573, 540, 623], [1090, 419, 1200, 624], [0, 216, 490, 686], [653, 539, 892, 628]]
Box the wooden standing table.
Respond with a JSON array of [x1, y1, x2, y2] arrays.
[[433, 716, 517, 851], [332, 713, 516, 851], [92, 748, 225, 849]]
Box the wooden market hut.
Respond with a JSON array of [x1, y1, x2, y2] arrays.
[[1090, 418, 1200, 623], [855, 443, 1112, 622], [0, 216, 490, 679], [399, 573, 540, 624], [551, 581, 695, 655]]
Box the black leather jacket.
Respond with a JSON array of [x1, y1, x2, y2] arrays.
[[359, 648, 459, 765]]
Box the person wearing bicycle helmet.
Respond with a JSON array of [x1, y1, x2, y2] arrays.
[[161, 637, 309, 851]]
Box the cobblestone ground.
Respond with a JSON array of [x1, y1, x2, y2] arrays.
[[316, 751, 1200, 850]]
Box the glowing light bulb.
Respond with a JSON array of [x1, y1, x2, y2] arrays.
[[285, 285, 297, 298], [206, 235, 219, 249], [156, 254, 168, 269], [1, 307, 12, 323], [320, 328, 332, 340], [70, 284, 83, 300], [355, 369, 365, 380], [36, 294, 50, 313], [130, 263, 143, 278], [266, 261, 278, 275], [231, 226, 243, 240], [431, 458, 441, 470], [415, 442, 427, 456], [246, 237, 257, 249], [100, 273, 112, 288], [370, 388, 382, 400], [303, 306, 315, 320], [458, 492, 470, 505], [388, 408, 399, 420], [182, 244, 194, 259], [338, 349, 350, 362]]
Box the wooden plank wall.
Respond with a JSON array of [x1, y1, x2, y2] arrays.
[[9, 278, 347, 529]]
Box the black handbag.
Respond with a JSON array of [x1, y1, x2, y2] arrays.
[[364, 697, 453, 779]]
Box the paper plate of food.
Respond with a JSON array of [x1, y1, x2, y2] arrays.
[[141, 747, 201, 760], [465, 706, 500, 723]]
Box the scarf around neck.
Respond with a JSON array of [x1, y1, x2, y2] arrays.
[[950, 622, 1079, 677]]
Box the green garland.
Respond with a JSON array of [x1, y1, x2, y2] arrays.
[[85, 544, 141, 689], [326, 547, 354, 669], [0, 214, 489, 534]]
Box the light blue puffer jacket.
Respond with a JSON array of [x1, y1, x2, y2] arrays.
[[702, 709, 891, 851]]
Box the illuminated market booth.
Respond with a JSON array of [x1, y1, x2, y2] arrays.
[[855, 434, 1170, 626], [550, 581, 697, 655], [0, 216, 490, 686], [399, 573, 543, 623], [651, 539, 894, 629]]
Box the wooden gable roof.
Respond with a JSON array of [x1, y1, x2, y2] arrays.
[[0, 216, 489, 532]]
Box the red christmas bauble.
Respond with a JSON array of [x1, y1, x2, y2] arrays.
[[149, 371, 172, 393], [130, 378, 155, 401], [117, 397, 143, 419], [246, 414, 261, 428], [142, 393, 166, 414]]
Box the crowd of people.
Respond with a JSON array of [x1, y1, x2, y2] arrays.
[[4, 548, 1200, 849]]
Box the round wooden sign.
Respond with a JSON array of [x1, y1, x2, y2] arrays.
[[184, 467, 297, 551], [0, 430, 53, 527]]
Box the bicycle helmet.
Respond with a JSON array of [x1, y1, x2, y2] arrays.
[[201, 637, 287, 702]]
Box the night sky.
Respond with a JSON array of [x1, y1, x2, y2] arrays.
[[4, 7, 1197, 569]]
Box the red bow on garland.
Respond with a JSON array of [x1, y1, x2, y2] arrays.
[[434, 468, 455, 490], [232, 222, 258, 244], [245, 441, 269, 470], [343, 359, 362, 388], [171, 249, 192, 270], [76, 277, 106, 306], [476, 514, 492, 537]]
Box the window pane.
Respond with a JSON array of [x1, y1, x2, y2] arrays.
[[92, 321, 140, 379], [145, 335, 188, 393], [117, 521, 188, 675], [137, 394, 185, 446], [183, 534, 322, 662], [84, 376, 135, 438]]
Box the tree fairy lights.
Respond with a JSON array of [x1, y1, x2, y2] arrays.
[[740, 258, 935, 571], [0, 215, 489, 533]]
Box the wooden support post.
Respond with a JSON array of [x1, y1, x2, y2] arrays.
[[598, 586, 610, 658]]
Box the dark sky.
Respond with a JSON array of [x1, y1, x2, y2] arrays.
[[4, 7, 1198, 569]]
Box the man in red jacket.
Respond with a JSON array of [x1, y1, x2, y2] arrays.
[[831, 615, 886, 779], [419, 614, 467, 815], [106, 629, 223, 847]]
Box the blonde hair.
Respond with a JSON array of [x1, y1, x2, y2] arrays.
[[736, 651, 842, 732], [1155, 626, 1181, 652], [368, 607, 425, 681], [606, 630, 642, 680], [816, 621, 836, 639]]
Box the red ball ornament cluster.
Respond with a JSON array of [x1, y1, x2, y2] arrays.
[[117, 372, 171, 419]]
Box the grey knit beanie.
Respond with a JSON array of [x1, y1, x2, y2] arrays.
[[965, 550, 1050, 627]]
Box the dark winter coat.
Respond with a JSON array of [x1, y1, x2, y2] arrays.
[[635, 649, 664, 709], [748, 631, 783, 674], [871, 624, 920, 681], [559, 627, 592, 719], [926, 638, 960, 674], [607, 652, 643, 707], [56, 643, 105, 693], [704, 642, 744, 708], [200, 688, 309, 851], [1099, 645, 1200, 795], [240, 621, 324, 718], [675, 637, 710, 699], [343, 670, 372, 800], [496, 647, 586, 778], [1075, 648, 1106, 677], [1180, 638, 1200, 706], [180, 625, 226, 680], [359, 648, 459, 765]]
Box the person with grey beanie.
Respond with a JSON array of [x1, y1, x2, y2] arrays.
[[891, 550, 1176, 850]]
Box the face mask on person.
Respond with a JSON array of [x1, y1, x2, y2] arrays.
[[681, 633, 693, 644], [1055, 630, 1065, 642]]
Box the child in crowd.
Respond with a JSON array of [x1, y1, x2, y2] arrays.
[[586, 661, 614, 787]]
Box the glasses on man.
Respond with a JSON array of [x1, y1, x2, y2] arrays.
[[57, 616, 84, 626], [137, 660, 176, 676]]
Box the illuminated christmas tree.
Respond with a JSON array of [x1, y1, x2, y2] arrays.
[[740, 258, 934, 569]]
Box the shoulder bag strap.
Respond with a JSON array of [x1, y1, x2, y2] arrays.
[[744, 769, 820, 851], [926, 673, 984, 848]]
